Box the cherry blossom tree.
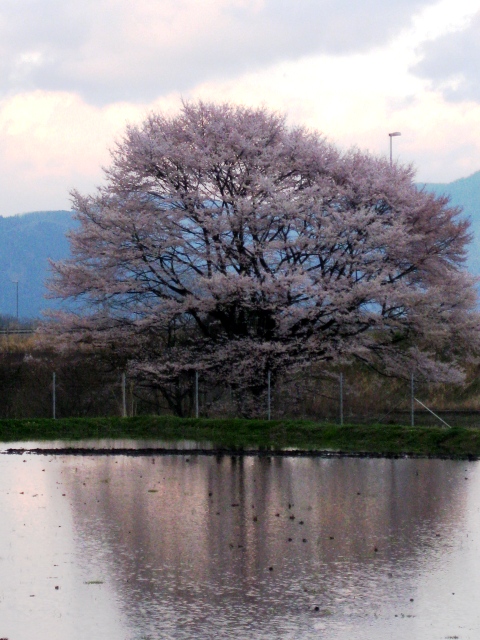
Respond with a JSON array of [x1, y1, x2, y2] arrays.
[[46, 101, 480, 415]]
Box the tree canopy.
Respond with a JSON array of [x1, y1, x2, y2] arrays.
[[47, 101, 480, 410]]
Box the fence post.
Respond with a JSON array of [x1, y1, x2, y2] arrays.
[[195, 371, 199, 418], [130, 382, 135, 417], [411, 372, 414, 427], [339, 372, 344, 426], [267, 370, 271, 421], [122, 372, 127, 418], [52, 372, 56, 420]]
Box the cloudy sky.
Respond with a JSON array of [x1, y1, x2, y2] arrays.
[[1, 0, 480, 215]]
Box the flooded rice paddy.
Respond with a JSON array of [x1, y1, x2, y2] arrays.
[[0, 444, 479, 639]]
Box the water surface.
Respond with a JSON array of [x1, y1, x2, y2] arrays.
[[0, 450, 479, 639]]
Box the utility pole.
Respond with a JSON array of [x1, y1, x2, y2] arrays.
[[12, 280, 18, 321]]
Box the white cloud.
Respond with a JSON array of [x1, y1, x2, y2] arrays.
[[1, 0, 480, 217], [0, 0, 436, 105], [0, 91, 158, 214], [412, 10, 480, 102], [188, 43, 480, 184]]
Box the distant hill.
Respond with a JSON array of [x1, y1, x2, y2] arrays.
[[1, 173, 480, 319], [421, 171, 480, 272], [0, 210, 75, 319]]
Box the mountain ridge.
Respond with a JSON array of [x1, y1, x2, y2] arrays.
[[0, 210, 75, 319], [421, 170, 480, 272]]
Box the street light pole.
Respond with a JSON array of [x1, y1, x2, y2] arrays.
[[12, 280, 18, 321], [389, 131, 401, 166]]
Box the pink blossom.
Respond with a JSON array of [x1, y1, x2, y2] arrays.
[[44, 101, 480, 402]]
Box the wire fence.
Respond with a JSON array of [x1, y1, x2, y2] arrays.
[[1, 362, 479, 427]]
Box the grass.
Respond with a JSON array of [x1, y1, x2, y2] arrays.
[[1, 415, 480, 458]]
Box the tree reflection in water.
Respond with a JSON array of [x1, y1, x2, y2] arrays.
[[63, 455, 475, 639]]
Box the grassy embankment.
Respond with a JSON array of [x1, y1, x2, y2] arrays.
[[1, 416, 480, 458]]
